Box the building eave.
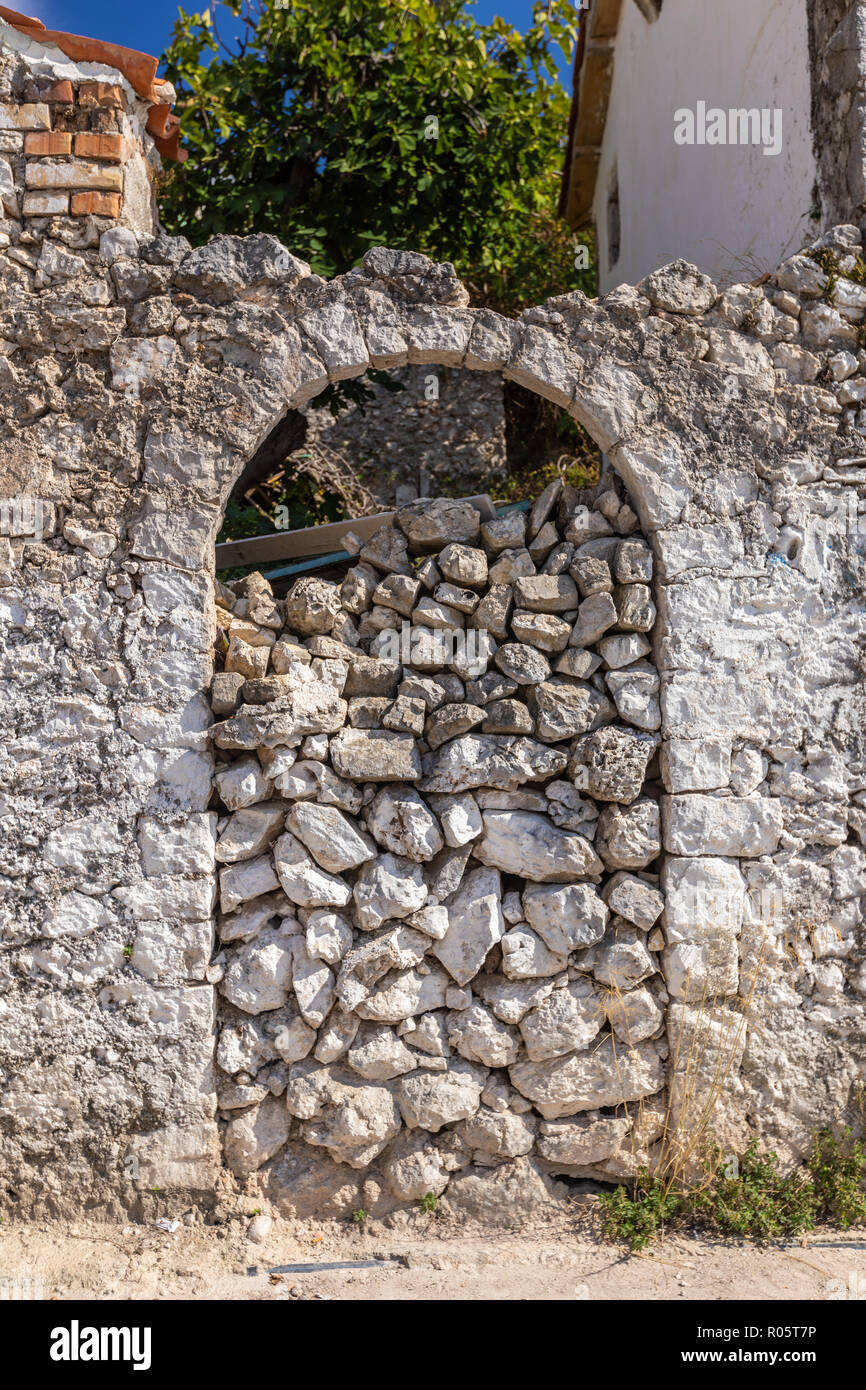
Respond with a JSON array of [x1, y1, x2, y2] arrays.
[[559, 0, 623, 228]]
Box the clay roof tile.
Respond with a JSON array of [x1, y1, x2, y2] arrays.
[[0, 5, 186, 160]]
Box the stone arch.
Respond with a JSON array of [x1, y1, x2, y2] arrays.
[[3, 225, 865, 1216], [131, 239, 696, 579]]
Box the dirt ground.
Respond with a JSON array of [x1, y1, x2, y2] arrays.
[[0, 1205, 864, 1300]]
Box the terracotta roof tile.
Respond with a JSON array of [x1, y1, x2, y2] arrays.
[[0, 5, 186, 160]]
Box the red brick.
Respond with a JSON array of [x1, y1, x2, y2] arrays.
[[77, 82, 125, 111], [70, 191, 122, 218], [24, 131, 72, 156], [43, 80, 74, 104], [73, 132, 125, 162]]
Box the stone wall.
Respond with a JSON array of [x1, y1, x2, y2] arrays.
[[808, 1, 866, 229], [0, 110, 864, 1215], [209, 486, 667, 1213]]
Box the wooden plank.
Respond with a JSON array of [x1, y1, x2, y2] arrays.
[[589, 0, 622, 41], [214, 494, 499, 569]]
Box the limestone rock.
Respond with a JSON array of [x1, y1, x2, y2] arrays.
[[474, 811, 603, 881], [513, 573, 578, 613], [397, 1059, 487, 1131], [522, 881, 608, 953], [446, 1002, 520, 1067], [285, 802, 375, 873], [215, 755, 273, 811], [382, 1129, 467, 1199], [274, 760, 363, 814], [273, 831, 352, 908], [314, 1006, 361, 1063], [360, 524, 412, 575], [365, 786, 443, 862], [510, 1037, 665, 1118], [283, 576, 342, 635], [305, 909, 354, 966], [214, 802, 286, 863], [425, 792, 482, 847], [481, 512, 527, 552], [536, 1113, 630, 1166], [219, 924, 295, 1014], [224, 1095, 291, 1177], [510, 610, 571, 653], [603, 985, 664, 1044], [494, 642, 551, 685], [532, 679, 614, 742], [286, 1061, 403, 1167], [605, 665, 661, 732], [336, 927, 431, 1010], [640, 259, 717, 315], [595, 799, 661, 869], [472, 972, 557, 1024], [343, 656, 402, 697], [500, 925, 569, 980], [601, 872, 664, 930], [425, 702, 485, 750], [571, 592, 617, 646], [432, 866, 504, 985], [353, 853, 428, 930], [290, 935, 337, 1027], [347, 1023, 419, 1081], [569, 726, 659, 804], [220, 855, 281, 913], [545, 780, 599, 834], [420, 734, 567, 793], [519, 979, 602, 1060], [330, 727, 421, 781], [396, 498, 481, 551], [663, 795, 783, 857], [353, 964, 451, 1023], [459, 1107, 536, 1159], [438, 542, 488, 587], [441, 1157, 566, 1224]]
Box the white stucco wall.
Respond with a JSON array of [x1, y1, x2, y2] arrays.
[[593, 0, 818, 293]]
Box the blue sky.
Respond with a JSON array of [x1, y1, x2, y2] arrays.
[[21, 1, 572, 84]]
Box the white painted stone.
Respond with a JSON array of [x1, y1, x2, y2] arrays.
[[663, 795, 783, 856], [661, 738, 731, 793]]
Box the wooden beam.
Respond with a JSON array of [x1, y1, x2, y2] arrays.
[[214, 495, 499, 570]]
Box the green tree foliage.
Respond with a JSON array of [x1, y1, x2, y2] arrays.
[[160, 0, 593, 313]]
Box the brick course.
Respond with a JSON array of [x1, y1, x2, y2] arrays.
[[24, 131, 73, 157], [25, 161, 124, 192], [70, 191, 122, 217], [73, 132, 125, 162]]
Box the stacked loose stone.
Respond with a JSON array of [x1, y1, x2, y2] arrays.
[[209, 479, 668, 1200]]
